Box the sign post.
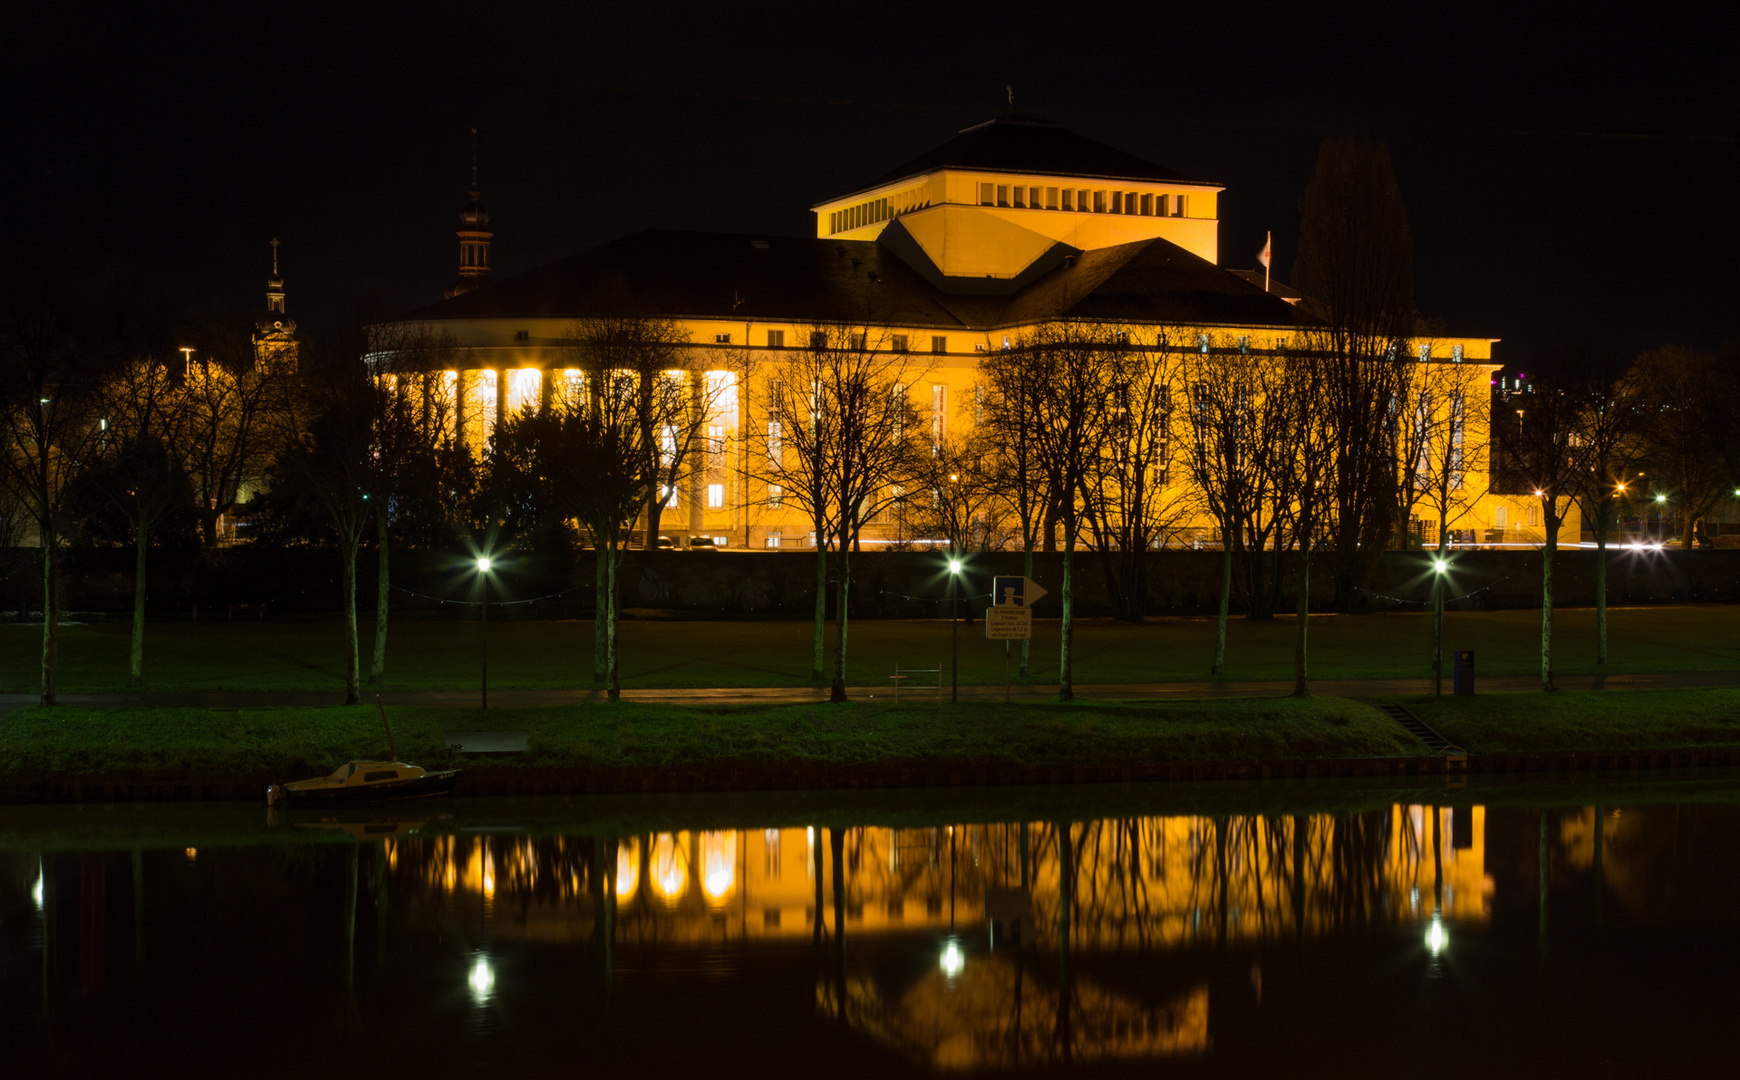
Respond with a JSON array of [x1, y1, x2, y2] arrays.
[[986, 576, 1047, 702]]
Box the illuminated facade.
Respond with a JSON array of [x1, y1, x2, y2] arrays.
[[377, 116, 1547, 549], [251, 237, 297, 373]]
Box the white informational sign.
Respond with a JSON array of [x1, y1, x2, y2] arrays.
[[991, 576, 1048, 609], [985, 605, 1033, 640]]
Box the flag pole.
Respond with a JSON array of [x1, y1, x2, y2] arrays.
[[1264, 230, 1271, 294]]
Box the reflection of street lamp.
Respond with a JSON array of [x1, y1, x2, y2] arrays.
[[476, 556, 492, 709], [948, 558, 962, 703], [940, 939, 965, 978], [468, 954, 495, 1002], [1425, 914, 1448, 956]]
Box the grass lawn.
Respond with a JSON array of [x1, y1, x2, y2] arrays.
[[0, 697, 1420, 778], [1405, 687, 1740, 755], [2, 604, 1736, 693]]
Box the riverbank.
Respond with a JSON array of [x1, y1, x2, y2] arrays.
[[3, 688, 1738, 803]]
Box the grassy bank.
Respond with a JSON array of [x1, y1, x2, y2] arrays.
[[1407, 686, 1740, 755], [0, 697, 1419, 778], [3, 604, 1736, 693]]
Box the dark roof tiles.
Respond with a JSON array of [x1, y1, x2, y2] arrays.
[[860, 114, 1203, 192]]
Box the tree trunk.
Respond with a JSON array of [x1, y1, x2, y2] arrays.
[[606, 544, 621, 702], [369, 509, 389, 688], [1594, 500, 1609, 667], [129, 517, 147, 689], [342, 537, 360, 705], [1019, 539, 1034, 678], [812, 538, 827, 683], [1211, 541, 1231, 675], [593, 546, 608, 686], [1292, 545, 1310, 697], [40, 533, 58, 706], [1541, 520, 1558, 692], [1433, 529, 1448, 696], [643, 489, 664, 550], [829, 544, 851, 703], [1059, 521, 1076, 702]]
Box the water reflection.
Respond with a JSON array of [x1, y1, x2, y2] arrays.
[[6, 784, 1740, 1076]]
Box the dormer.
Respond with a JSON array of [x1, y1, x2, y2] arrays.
[[811, 115, 1223, 294]]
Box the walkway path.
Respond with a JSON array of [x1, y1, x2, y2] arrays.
[[5, 669, 1737, 709]]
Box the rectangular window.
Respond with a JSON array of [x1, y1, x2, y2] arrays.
[[931, 384, 945, 448], [1419, 344, 1431, 362], [715, 333, 731, 344], [707, 483, 724, 508], [1012, 186, 1025, 208], [1237, 335, 1249, 354], [1140, 193, 1153, 215], [768, 484, 783, 507], [766, 420, 782, 464], [1174, 194, 1188, 217], [849, 333, 866, 351], [767, 329, 785, 348], [1528, 503, 1540, 527], [891, 334, 908, 352], [810, 331, 828, 349], [1046, 186, 1059, 209], [1452, 344, 1464, 362], [931, 335, 947, 354], [996, 185, 1009, 207], [1030, 186, 1043, 207], [766, 531, 781, 549], [707, 424, 724, 459], [1061, 189, 1074, 211], [980, 183, 995, 206], [1093, 190, 1107, 213], [1111, 191, 1123, 214], [1197, 333, 1210, 354], [1495, 506, 1508, 530], [1079, 189, 1091, 211], [1449, 391, 1465, 489]]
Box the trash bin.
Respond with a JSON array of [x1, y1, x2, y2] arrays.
[[1453, 650, 1475, 696]]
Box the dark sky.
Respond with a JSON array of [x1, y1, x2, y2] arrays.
[[5, 1, 1734, 364]]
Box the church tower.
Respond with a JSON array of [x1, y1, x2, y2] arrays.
[[445, 130, 493, 299], [252, 238, 298, 372]]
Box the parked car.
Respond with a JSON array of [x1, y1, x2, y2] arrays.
[[688, 536, 721, 551]]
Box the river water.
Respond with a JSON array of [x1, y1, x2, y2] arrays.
[[4, 775, 1736, 1077]]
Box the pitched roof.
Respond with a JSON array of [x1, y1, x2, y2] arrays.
[[397, 228, 1316, 332], [858, 114, 1203, 193]]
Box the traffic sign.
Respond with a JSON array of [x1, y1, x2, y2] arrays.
[[985, 605, 1032, 640], [991, 576, 1048, 609]]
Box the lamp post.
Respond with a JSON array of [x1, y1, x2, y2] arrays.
[[948, 557, 962, 703], [476, 556, 492, 709], [1431, 557, 1448, 696]]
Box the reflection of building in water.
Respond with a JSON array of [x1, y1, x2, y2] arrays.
[[384, 808, 1487, 950], [821, 958, 1209, 1070]]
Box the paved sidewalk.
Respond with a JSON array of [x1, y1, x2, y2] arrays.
[[3, 669, 1737, 709]]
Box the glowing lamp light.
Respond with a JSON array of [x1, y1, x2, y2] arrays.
[[476, 556, 492, 573], [1655, 494, 1668, 504], [32, 871, 43, 909], [1432, 559, 1448, 574], [1425, 915, 1448, 957], [468, 956, 495, 1001], [940, 940, 965, 978], [948, 559, 962, 574], [1533, 489, 1544, 498]]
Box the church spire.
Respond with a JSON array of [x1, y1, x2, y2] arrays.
[[445, 129, 493, 300], [254, 237, 297, 372], [266, 237, 286, 314]]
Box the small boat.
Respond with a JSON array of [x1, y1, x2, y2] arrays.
[[266, 760, 459, 808]]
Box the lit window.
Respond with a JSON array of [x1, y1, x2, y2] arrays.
[[766, 421, 782, 463], [768, 484, 783, 507], [707, 484, 724, 508], [931, 384, 945, 448], [766, 531, 782, 549], [663, 486, 679, 509], [1419, 344, 1430, 362], [714, 536, 727, 547], [1452, 344, 1464, 362], [1198, 334, 1210, 354]]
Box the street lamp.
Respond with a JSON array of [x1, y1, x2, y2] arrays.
[[948, 557, 963, 704], [476, 556, 492, 709], [1431, 557, 1448, 696]]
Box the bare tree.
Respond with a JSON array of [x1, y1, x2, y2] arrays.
[[1292, 135, 1417, 606], [1408, 361, 1488, 694], [90, 356, 191, 687], [1554, 342, 1648, 668], [979, 346, 1054, 676], [1633, 345, 1729, 548], [906, 429, 1008, 554], [1079, 333, 1190, 622], [1500, 360, 1582, 692], [176, 342, 292, 545], [763, 325, 925, 701], [0, 287, 105, 704], [1275, 341, 1336, 696], [1020, 321, 1117, 701]]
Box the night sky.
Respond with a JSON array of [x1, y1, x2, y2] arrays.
[[5, 1, 1733, 364]]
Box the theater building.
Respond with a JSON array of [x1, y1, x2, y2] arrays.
[[376, 115, 1550, 550]]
